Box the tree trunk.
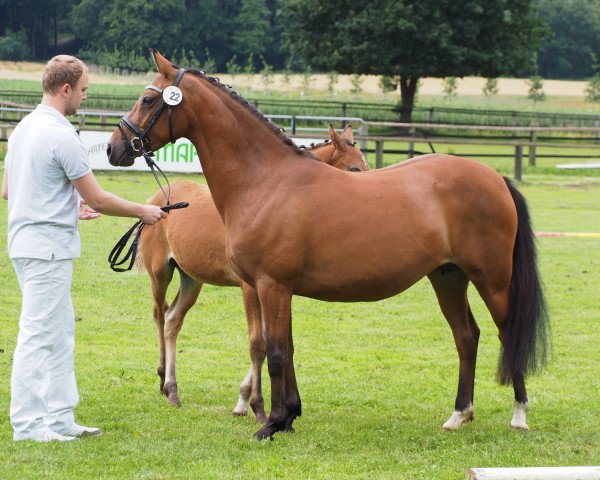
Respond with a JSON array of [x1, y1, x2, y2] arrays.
[[398, 75, 419, 124]]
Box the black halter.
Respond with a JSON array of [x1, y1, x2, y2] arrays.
[[118, 67, 186, 155]]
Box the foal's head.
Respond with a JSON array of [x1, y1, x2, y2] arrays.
[[315, 124, 369, 172]]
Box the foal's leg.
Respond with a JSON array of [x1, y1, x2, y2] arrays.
[[162, 269, 202, 407], [233, 282, 267, 423], [254, 281, 293, 440], [428, 266, 480, 430], [149, 261, 175, 394]]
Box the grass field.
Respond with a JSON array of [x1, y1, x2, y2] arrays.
[[0, 163, 598, 479]]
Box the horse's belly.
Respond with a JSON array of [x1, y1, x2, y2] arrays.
[[293, 260, 433, 302]]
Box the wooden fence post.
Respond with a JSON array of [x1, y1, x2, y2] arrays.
[[529, 130, 537, 166], [375, 140, 384, 169], [408, 127, 416, 158], [514, 145, 523, 181], [359, 123, 369, 160]]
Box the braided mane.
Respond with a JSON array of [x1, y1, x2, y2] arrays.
[[183, 67, 312, 157]]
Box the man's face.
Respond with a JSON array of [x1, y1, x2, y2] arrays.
[[64, 71, 88, 116]]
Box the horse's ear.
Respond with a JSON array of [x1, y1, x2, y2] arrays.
[[329, 123, 348, 152], [152, 49, 176, 79], [151, 48, 160, 70], [341, 124, 354, 142]]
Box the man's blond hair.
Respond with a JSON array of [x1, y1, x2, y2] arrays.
[[42, 55, 88, 94]]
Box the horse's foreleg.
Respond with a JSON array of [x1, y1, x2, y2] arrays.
[[234, 283, 267, 422], [254, 281, 292, 440], [284, 316, 301, 432], [428, 267, 479, 431], [163, 271, 202, 407]]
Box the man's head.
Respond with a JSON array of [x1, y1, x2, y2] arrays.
[[42, 55, 89, 116]]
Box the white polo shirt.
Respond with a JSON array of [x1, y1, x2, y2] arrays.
[[5, 104, 92, 260]]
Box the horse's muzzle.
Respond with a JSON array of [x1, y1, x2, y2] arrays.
[[106, 140, 135, 167]]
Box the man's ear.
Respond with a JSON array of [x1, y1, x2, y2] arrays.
[[61, 83, 71, 97]]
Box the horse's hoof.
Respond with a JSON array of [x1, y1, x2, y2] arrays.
[[254, 426, 274, 441], [167, 395, 182, 408], [510, 422, 529, 431], [510, 401, 530, 430], [442, 405, 474, 431], [233, 409, 248, 417]]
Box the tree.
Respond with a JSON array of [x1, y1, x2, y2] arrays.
[[233, 0, 272, 70], [535, 0, 600, 79], [443, 77, 458, 99], [280, 0, 547, 122], [527, 76, 546, 102], [0, 0, 76, 59], [483, 78, 499, 97], [585, 53, 600, 102]]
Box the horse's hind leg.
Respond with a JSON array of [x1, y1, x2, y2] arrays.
[[428, 265, 480, 430], [470, 275, 530, 430], [163, 268, 202, 407], [233, 282, 267, 423]]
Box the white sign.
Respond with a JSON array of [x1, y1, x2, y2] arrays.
[[81, 131, 202, 172]]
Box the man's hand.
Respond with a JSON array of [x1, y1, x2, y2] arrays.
[[139, 204, 167, 225], [79, 198, 100, 220]]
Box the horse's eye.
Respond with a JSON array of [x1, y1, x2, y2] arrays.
[[350, 167, 361, 172], [142, 96, 154, 106]]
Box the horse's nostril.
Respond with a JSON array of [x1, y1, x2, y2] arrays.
[[106, 144, 112, 156]]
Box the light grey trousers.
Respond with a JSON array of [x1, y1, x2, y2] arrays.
[[10, 257, 79, 440]]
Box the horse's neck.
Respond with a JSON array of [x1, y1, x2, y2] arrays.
[[184, 80, 299, 219]]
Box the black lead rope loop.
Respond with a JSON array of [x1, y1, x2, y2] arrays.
[[108, 202, 189, 273], [108, 220, 144, 272]]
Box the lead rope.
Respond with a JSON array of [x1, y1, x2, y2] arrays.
[[108, 150, 187, 272], [108, 201, 189, 272]]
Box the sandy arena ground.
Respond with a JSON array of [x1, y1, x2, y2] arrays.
[[0, 61, 587, 97]]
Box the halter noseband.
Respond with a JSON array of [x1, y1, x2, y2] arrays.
[[118, 67, 186, 157]]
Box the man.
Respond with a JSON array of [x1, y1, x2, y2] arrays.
[[1, 55, 166, 442]]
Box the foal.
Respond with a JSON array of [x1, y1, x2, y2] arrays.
[[138, 125, 368, 421]]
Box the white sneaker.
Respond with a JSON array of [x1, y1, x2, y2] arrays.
[[14, 429, 78, 442], [56, 423, 102, 437]]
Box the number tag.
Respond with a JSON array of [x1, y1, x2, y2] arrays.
[[163, 86, 183, 106]]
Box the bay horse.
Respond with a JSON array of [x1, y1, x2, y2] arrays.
[[107, 51, 549, 440], [137, 126, 368, 421]]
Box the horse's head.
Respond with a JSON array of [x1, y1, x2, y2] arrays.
[[323, 124, 369, 172], [107, 50, 191, 167]]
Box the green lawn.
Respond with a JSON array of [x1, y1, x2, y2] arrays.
[[0, 164, 598, 479]]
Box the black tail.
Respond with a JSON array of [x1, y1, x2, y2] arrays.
[[498, 177, 550, 385]]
